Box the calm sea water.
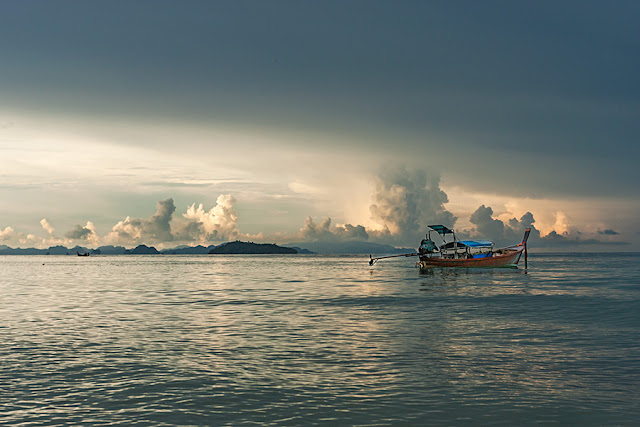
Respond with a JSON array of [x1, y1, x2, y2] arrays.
[[1, 253, 639, 426]]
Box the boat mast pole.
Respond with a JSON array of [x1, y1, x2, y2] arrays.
[[524, 242, 528, 269], [453, 230, 458, 259]]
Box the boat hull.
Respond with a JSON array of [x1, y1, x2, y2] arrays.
[[418, 248, 523, 268]]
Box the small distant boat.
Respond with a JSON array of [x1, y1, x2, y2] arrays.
[[370, 225, 531, 268], [77, 251, 90, 257]]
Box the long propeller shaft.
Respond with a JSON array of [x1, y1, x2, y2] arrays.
[[369, 252, 419, 265]]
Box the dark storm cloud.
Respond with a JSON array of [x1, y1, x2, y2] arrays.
[[470, 205, 540, 245], [299, 217, 369, 242], [469, 205, 629, 247], [146, 198, 175, 242], [470, 205, 505, 241], [543, 231, 629, 246], [1, 1, 638, 198], [64, 224, 94, 240], [110, 198, 175, 243], [599, 229, 620, 235]]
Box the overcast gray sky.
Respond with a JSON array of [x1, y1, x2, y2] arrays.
[[1, 1, 638, 249]]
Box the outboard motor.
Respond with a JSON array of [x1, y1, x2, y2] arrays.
[[418, 239, 438, 255]]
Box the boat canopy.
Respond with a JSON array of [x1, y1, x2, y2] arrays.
[[428, 225, 453, 235], [460, 240, 494, 248], [441, 241, 466, 249]]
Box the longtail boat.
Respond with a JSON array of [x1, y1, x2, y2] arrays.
[[369, 225, 531, 268]]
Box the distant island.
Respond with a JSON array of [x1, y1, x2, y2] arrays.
[[209, 241, 298, 254], [162, 245, 217, 255], [0, 241, 308, 255], [0, 240, 417, 255], [125, 244, 160, 255]]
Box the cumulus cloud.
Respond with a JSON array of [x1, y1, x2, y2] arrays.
[[0, 226, 50, 247], [469, 205, 505, 239], [469, 205, 628, 247], [3, 195, 245, 248], [106, 198, 176, 244], [40, 218, 55, 235], [65, 225, 92, 239], [298, 216, 368, 242], [469, 205, 541, 245], [283, 168, 457, 245], [64, 221, 99, 244], [179, 194, 240, 241], [369, 167, 456, 242], [2, 186, 632, 250], [0, 226, 16, 241], [103, 195, 242, 246], [146, 198, 175, 241], [19, 233, 43, 247]]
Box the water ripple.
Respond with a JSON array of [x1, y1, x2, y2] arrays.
[[1, 253, 639, 425]]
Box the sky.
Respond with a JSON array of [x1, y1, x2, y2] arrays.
[[1, 1, 638, 250]]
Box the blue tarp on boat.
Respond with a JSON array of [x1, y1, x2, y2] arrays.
[[472, 253, 491, 258], [460, 240, 494, 247]]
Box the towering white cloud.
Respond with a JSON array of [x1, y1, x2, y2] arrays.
[[102, 195, 242, 245], [180, 194, 240, 241], [369, 167, 456, 243], [106, 198, 176, 244], [287, 168, 456, 245], [40, 219, 55, 235]]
